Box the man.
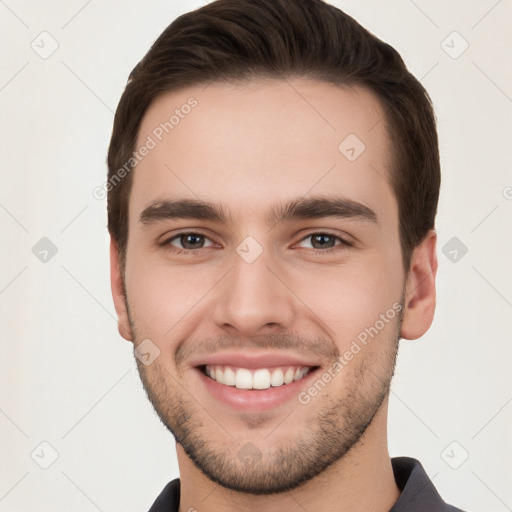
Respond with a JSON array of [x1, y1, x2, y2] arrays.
[[107, 0, 466, 510]]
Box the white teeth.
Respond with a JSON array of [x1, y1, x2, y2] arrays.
[[235, 368, 253, 389], [253, 369, 271, 389], [294, 367, 309, 381], [283, 368, 295, 384], [204, 364, 312, 389], [223, 366, 236, 386], [270, 368, 284, 387]]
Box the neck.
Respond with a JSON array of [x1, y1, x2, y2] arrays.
[[177, 398, 400, 512]]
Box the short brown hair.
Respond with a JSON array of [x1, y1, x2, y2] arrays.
[[107, 0, 440, 272]]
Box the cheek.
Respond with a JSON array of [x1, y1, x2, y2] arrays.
[[296, 257, 402, 349], [124, 250, 210, 339]]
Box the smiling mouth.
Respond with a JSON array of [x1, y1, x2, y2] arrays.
[[199, 364, 319, 390]]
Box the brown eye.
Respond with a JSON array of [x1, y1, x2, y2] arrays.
[[162, 232, 215, 252], [310, 233, 336, 249], [177, 233, 206, 249], [297, 232, 352, 251]]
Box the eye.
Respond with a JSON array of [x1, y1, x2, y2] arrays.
[[161, 232, 216, 252], [158, 230, 353, 256], [296, 232, 353, 252]]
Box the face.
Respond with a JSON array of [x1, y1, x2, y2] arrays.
[[110, 79, 437, 494]]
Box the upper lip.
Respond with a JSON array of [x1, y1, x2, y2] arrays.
[[189, 351, 321, 369]]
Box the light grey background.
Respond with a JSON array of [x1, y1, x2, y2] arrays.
[[1, 1, 511, 510]]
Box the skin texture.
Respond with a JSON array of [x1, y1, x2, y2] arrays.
[[110, 79, 438, 512]]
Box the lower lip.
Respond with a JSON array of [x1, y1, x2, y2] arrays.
[[195, 367, 320, 412]]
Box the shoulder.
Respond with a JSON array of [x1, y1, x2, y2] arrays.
[[390, 457, 467, 512], [147, 478, 180, 512]]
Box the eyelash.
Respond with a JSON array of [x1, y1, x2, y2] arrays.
[[159, 230, 353, 256]]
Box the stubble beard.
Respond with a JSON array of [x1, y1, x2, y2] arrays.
[[129, 299, 403, 495]]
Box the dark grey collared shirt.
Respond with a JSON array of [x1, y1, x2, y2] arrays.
[[148, 456, 466, 511]]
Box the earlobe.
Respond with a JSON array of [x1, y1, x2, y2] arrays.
[[400, 230, 438, 340], [109, 237, 134, 342]]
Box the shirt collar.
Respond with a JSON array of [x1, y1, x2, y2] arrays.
[[389, 456, 462, 511], [148, 456, 463, 512]]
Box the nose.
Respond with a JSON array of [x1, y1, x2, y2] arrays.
[[211, 245, 296, 338]]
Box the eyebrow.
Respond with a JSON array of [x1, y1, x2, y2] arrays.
[[139, 195, 379, 227]]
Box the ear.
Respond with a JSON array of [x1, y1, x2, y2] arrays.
[[400, 229, 438, 340], [109, 236, 134, 342]]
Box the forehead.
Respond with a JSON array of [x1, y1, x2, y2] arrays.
[[130, 79, 396, 230]]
